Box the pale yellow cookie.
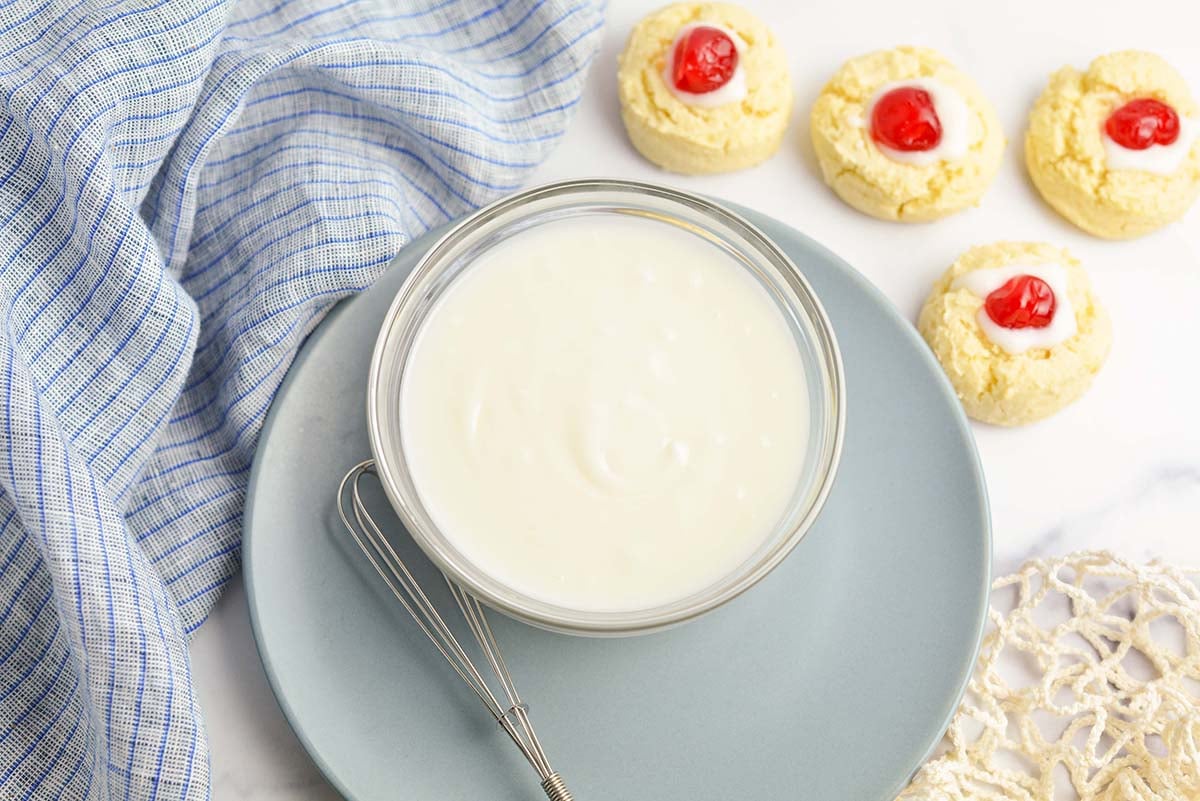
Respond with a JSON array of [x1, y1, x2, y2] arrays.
[[918, 242, 1111, 426], [1025, 51, 1200, 239], [810, 46, 1005, 222], [617, 3, 791, 174]]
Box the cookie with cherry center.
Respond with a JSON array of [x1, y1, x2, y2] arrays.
[[918, 242, 1111, 427], [809, 46, 1006, 222], [1026, 50, 1200, 239], [617, 3, 792, 174]]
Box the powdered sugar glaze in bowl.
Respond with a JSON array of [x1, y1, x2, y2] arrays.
[[366, 180, 845, 636]]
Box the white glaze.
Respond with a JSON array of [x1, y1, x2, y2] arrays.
[[1104, 116, 1199, 175], [662, 23, 748, 108], [400, 215, 809, 611], [866, 78, 970, 166], [952, 263, 1077, 354]]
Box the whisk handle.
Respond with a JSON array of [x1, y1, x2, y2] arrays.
[[540, 772, 574, 801]]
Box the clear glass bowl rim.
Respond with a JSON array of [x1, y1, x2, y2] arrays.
[[366, 178, 846, 636]]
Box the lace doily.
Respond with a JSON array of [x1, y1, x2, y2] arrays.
[[898, 551, 1200, 801]]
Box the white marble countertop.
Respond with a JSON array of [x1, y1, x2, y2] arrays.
[[191, 1, 1200, 797]]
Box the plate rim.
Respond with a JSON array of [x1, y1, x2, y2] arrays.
[[243, 201, 992, 801]]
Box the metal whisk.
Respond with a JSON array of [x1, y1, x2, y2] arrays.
[[337, 460, 574, 801]]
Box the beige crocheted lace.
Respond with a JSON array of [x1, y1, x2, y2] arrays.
[[898, 551, 1200, 801]]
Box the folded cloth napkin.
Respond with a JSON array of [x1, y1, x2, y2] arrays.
[[0, 1, 603, 798]]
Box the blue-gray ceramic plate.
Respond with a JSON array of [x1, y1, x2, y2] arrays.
[[244, 202, 991, 801]]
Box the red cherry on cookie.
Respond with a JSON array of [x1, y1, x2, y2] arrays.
[[871, 87, 942, 152], [984, 275, 1056, 330], [671, 26, 738, 94], [1105, 98, 1180, 150]]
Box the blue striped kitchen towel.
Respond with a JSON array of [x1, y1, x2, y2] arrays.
[[0, 1, 603, 798]]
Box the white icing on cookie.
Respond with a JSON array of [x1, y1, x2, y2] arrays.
[[662, 23, 747, 109], [867, 78, 970, 166], [952, 263, 1077, 354], [1104, 117, 1198, 175]]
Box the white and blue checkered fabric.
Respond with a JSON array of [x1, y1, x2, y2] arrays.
[[0, 1, 602, 797]]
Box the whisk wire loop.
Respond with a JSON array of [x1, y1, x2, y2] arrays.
[[337, 460, 573, 800]]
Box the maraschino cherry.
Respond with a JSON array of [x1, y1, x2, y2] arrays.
[[871, 87, 942, 151], [1105, 98, 1180, 150], [984, 275, 1056, 330], [671, 26, 738, 94]]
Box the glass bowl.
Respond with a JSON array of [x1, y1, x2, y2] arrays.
[[366, 179, 845, 636]]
